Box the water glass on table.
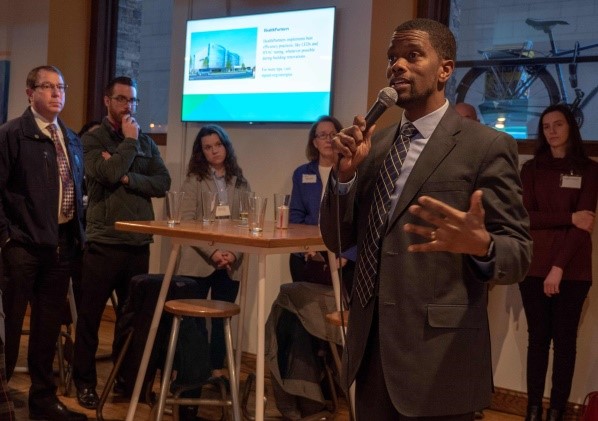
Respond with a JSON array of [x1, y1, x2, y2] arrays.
[[166, 191, 185, 226], [201, 191, 217, 223], [248, 196, 267, 233], [237, 190, 254, 226]]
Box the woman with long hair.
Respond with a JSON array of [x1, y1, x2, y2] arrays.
[[177, 124, 250, 382], [519, 104, 598, 421]]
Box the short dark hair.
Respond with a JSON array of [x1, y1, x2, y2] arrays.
[[535, 104, 589, 166], [26, 66, 64, 89], [306, 115, 343, 161], [395, 18, 456, 61], [104, 76, 137, 97]]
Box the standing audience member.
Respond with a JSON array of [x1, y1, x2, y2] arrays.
[[454, 102, 480, 122], [319, 19, 532, 420], [0, 65, 87, 420], [73, 76, 171, 410], [177, 124, 250, 383], [519, 104, 598, 421]]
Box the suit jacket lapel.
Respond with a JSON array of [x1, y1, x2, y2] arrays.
[[386, 108, 461, 231]]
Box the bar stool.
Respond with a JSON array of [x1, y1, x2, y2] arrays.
[[325, 310, 349, 328], [325, 310, 349, 373], [325, 310, 354, 421], [153, 299, 241, 421]]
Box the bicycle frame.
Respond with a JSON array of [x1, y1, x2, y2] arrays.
[[455, 18, 598, 133], [530, 18, 598, 104]]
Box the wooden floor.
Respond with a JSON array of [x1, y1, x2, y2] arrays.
[[8, 315, 524, 420]]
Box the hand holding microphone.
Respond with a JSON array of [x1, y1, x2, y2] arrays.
[[364, 86, 399, 130], [332, 87, 398, 181]]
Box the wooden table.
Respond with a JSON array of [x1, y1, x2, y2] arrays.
[[116, 219, 328, 421]]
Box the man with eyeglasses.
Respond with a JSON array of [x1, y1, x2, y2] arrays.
[[0, 65, 87, 420], [72, 76, 171, 410]]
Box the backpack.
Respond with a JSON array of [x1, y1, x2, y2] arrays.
[[114, 274, 211, 400], [581, 391, 598, 421]]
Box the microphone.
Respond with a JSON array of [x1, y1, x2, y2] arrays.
[[364, 87, 398, 130]]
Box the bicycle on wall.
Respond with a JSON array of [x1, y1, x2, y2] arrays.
[[454, 18, 598, 138]]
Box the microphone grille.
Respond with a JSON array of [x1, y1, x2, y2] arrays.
[[378, 87, 398, 108]]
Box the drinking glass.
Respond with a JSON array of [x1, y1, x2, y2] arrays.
[[274, 193, 291, 229], [166, 191, 185, 226], [201, 191, 217, 223], [248, 196, 267, 233]]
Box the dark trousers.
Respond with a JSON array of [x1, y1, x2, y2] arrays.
[[289, 253, 355, 300], [0, 341, 15, 418], [519, 276, 590, 410], [0, 285, 16, 418], [1, 227, 76, 403], [73, 242, 149, 387], [189, 270, 239, 371], [355, 308, 474, 421], [289, 253, 305, 283]]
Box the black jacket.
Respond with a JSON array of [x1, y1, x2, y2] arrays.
[[0, 108, 85, 248]]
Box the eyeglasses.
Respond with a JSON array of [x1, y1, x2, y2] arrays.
[[34, 83, 68, 92], [110, 95, 140, 106], [314, 131, 337, 140]]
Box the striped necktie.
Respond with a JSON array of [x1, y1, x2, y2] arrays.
[[47, 124, 75, 219], [354, 122, 417, 307]]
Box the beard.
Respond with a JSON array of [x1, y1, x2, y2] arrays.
[[395, 83, 436, 110], [108, 108, 132, 127]]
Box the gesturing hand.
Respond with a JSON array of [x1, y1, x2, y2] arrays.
[[404, 190, 491, 257]]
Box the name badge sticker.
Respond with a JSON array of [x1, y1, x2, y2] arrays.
[[215, 204, 231, 217], [560, 174, 582, 189], [302, 174, 317, 183]]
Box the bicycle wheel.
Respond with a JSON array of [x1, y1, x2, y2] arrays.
[[456, 66, 560, 138]]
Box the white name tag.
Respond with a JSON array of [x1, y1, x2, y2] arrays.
[[560, 174, 582, 189], [302, 174, 317, 183], [215, 204, 231, 217]]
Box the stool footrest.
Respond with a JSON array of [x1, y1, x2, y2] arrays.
[[325, 310, 349, 327], [165, 397, 232, 407]]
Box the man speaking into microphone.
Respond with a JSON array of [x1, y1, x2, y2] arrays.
[[320, 19, 531, 420]]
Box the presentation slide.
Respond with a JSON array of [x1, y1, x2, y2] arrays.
[[182, 7, 335, 123]]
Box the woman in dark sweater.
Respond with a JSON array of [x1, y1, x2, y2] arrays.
[[519, 104, 598, 421]]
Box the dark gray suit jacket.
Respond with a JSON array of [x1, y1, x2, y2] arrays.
[[320, 106, 532, 417]]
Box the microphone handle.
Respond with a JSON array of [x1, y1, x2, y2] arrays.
[[364, 100, 388, 131]]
